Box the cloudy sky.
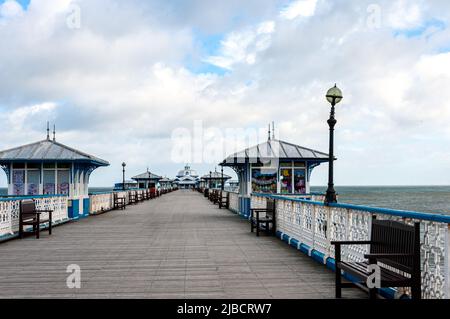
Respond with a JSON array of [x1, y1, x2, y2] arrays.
[[0, 0, 449, 187]]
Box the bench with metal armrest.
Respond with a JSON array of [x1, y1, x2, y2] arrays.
[[332, 218, 421, 299], [19, 200, 53, 239], [250, 199, 276, 237]]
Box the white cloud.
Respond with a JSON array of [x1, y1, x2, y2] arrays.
[[280, 0, 318, 20], [0, 0, 450, 187], [204, 20, 275, 70], [387, 0, 424, 30]]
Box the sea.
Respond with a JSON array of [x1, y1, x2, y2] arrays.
[[311, 186, 450, 215], [1, 186, 449, 215]]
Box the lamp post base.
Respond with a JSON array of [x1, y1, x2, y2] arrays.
[[325, 189, 337, 205]]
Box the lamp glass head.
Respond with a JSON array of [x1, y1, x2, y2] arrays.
[[326, 84, 343, 105], [122, 162, 126, 167]]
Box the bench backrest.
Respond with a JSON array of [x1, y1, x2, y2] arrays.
[[266, 199, 275, 217], [21, 200, 36, 215], [370, 219, 420, 274]]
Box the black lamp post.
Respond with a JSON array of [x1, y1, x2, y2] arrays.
[[122, 162, 126, 191], [221, 166, 224, 191], [209, 171, 212, 189], [324, 84, 343, 205]]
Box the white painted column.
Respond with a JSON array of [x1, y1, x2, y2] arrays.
[[8, 163, 13, 195], [39, 163, 43, 195], [24, 163, 28, 196]]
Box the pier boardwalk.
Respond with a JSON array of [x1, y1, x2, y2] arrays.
[[0, 190, 365, 299]]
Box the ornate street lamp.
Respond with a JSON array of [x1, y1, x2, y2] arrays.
[[122, 162, 126, 191], [324, 84, 343, 205]]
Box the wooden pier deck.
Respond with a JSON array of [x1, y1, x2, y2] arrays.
[[0, 190, 365, 299]]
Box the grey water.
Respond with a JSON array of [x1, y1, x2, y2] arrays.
[[311, 186, 450, 215], [1, 186, 449, 215]]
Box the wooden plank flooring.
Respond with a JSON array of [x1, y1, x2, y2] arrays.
[[0, 190, 366, 299]]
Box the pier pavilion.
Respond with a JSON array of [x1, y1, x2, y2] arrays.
[[0, 133, 109, 219], [159, 177, 173, 191], [202, 169, 232, 189], [173, 165, 199, 189], [220, 139, 330, 216], [131, 170, 162, 189]]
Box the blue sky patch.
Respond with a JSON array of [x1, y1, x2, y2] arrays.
[[184, 54, 228, 76], [393, 19, 446, 38], [0, 0, 30, 9]]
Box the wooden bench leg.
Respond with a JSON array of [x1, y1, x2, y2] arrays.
[[36, 215, 40, 239], [335, 245, 342, 298]]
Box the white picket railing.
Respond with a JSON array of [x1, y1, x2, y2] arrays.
[[0, 196, 69, 238], [251, 193, 450, 299], [89, 189, 154, 214], [228, 192, 239, 213], [89, 192, 115, 214]]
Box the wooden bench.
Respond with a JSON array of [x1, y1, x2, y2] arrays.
[[129, 192, 137, 204], [113, 193, 126, 210], [209, 190, 218, 204], [19, 200, 53, 239], [218, 191, 229, 209], [332, 218, 421, 299], [250, 199, 276, 237]]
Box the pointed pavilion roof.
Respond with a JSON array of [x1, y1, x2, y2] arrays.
[[0, 139, 109, 166], [220, 139, 330, 166], [132, 171, 162, 180], [201, 171, 232, 180]]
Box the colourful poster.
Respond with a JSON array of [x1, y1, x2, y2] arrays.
[[280, 168, 292, 194], [294, 169, 306, 194], [44, 183, 55, 195], [13, 170, 25, 196], [58, 183, 70, 195], [28, 184, 39, 196], [251, 169, 277, 193]]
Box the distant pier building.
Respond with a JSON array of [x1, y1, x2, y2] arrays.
[[131, 169, 162, 189], [173, 165, 199, 189], [0, 131, 109, 218], [202, 169, 232, 189], [159, 177, 173, 191]]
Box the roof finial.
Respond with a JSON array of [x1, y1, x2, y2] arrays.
[[53, 124, 56, 142], [272, 121, 275, 140], [268, 123, 271, 141], [46, 122, 50, 140]]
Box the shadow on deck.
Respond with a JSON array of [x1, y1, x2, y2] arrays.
[[0, 190, 366, 299]]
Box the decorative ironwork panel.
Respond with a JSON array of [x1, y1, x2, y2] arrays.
[[314, 205, 329, 260]]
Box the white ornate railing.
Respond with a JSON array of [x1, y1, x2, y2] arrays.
[[0, 196, 69, 238], [252, 193, 450, 299], [89, 189, 151, 214], [90, 192, 114, 214], [228, 192, 239, 213]]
